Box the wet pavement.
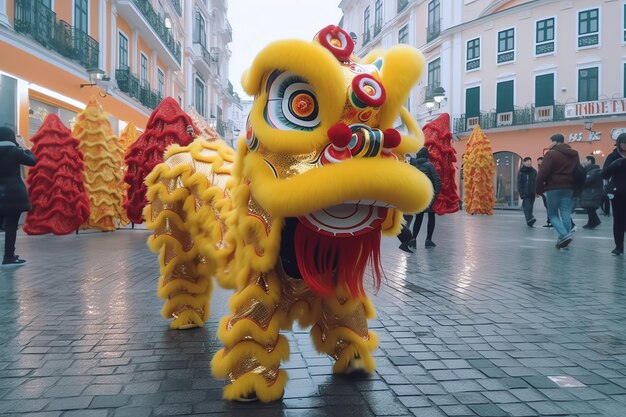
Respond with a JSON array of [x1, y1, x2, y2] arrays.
[[0, 207, 625, 417]]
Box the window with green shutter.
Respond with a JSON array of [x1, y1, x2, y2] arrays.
[[118, 32, 128, 69], [578, 8, 599, 48], [74, 0, 88, 33], [427, 0, 441, 42], [465, 86, 480, 118], [624, 63, 626, 98], [427, 58, 441, 98], [536, 18, 555, 55], [496, 80, 514, 113], [578, 67, 598, 102], [497, 28, 514, 63], [157, 69, 164, 97], [535, 74, 554, 107], [140, 54, 148, 84], [398, 25, 409, 44], [466, 38, 480, 71], [195, 77, 205, 117]]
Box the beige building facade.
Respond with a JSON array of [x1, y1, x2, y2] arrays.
[[0, 0, 237, 142], [339, 0, 626, 207]]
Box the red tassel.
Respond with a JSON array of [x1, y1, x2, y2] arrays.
[[294, 222, 383, 297]]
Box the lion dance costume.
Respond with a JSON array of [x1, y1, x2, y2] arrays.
[[145, 25, 433, 402]]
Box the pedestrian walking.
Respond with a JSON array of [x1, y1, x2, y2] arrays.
[[401, 147, 441, 252], [517, 157, 537, 227], [579, 155, 603, 229], [0, 127, 36, 266], [536, 133, 579, 249], [602, 133, 626, 256], [537, 156, 552, 228]]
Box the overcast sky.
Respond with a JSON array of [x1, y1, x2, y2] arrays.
[[227, 1, 343, 99]]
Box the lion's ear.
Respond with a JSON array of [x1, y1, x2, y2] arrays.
[[241, 69, 256, 97]]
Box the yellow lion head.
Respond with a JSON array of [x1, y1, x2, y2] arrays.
[[228, 25, 433, 296]]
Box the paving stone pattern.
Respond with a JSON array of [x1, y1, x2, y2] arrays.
[[0, 210, 625, 416]]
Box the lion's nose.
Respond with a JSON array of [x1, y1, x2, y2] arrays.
[[319, 123, 401, 166], [320, 123, 352, 165]]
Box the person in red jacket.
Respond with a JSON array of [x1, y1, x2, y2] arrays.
[[536, 133, 580, 249]]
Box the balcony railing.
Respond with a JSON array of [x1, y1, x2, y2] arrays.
[[115, 67, 163, 110], [131, 0, 181, 63], [397, 0, 409, 13], [171, 0, 181, 16], [426, 19, 441, 42], [14, 0, 99, 69], [424, 84, 441, 100], [194, 43, 218, 71], [452, 104, 566, 134]]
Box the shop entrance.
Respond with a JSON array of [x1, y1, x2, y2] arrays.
[[494, 151, 522, 208]]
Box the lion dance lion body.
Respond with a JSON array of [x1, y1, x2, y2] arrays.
[[145, 25, 432, 402]]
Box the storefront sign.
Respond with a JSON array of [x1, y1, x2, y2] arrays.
[[569, 132, 601, 142], [565, 99, 626, 118]]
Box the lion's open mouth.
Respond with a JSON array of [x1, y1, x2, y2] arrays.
[[279, 207, 384, 297], [297, 201, 389, 237]]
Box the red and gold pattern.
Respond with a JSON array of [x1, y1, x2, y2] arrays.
[[146, 25, 431, 403]]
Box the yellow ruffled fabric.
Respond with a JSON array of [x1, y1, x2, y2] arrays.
[[462, 125, 495, 215], [145, 137, 236, 329], [72, 97, 124, 231]]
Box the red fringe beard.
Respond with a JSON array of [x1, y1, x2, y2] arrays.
[[294, 222, 383, 298]]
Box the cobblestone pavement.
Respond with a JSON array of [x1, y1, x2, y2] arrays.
[[0, 208, 625, 417]]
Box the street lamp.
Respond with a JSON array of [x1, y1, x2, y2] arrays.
[[424, 86, 447, 115], [80, 68, 111, 97], [433, 86, 447, 105]]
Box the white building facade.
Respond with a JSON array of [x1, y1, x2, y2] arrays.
[[186, 0, 238, 142], [339, 0, 626, 207]]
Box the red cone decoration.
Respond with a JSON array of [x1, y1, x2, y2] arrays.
[[123, 97, 195, 223], [24, 114, 90, 235], [423, 113, 460, 215]]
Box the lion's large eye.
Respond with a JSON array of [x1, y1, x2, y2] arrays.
[[265, 71, 320, 131]]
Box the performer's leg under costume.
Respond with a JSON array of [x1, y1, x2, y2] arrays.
[[211, 272, 289, 402], [146, 164, 215, 330], [212, 272, 378, 402], [310, 289, 378, 374]]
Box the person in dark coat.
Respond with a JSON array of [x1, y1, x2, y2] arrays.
[[400, 147, 441, 252], [536, 133, 580, 249], [537, 157, 551, 227], [0, 127, 36, 265], [602, 133, 626, 256], [517, 157, 537, 227], [579, 155, 603, 229]]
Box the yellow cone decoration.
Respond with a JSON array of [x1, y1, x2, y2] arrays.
[[73, 96, 124, 231], [462, 125, 495, 215], [118, 123, 138, 227]]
